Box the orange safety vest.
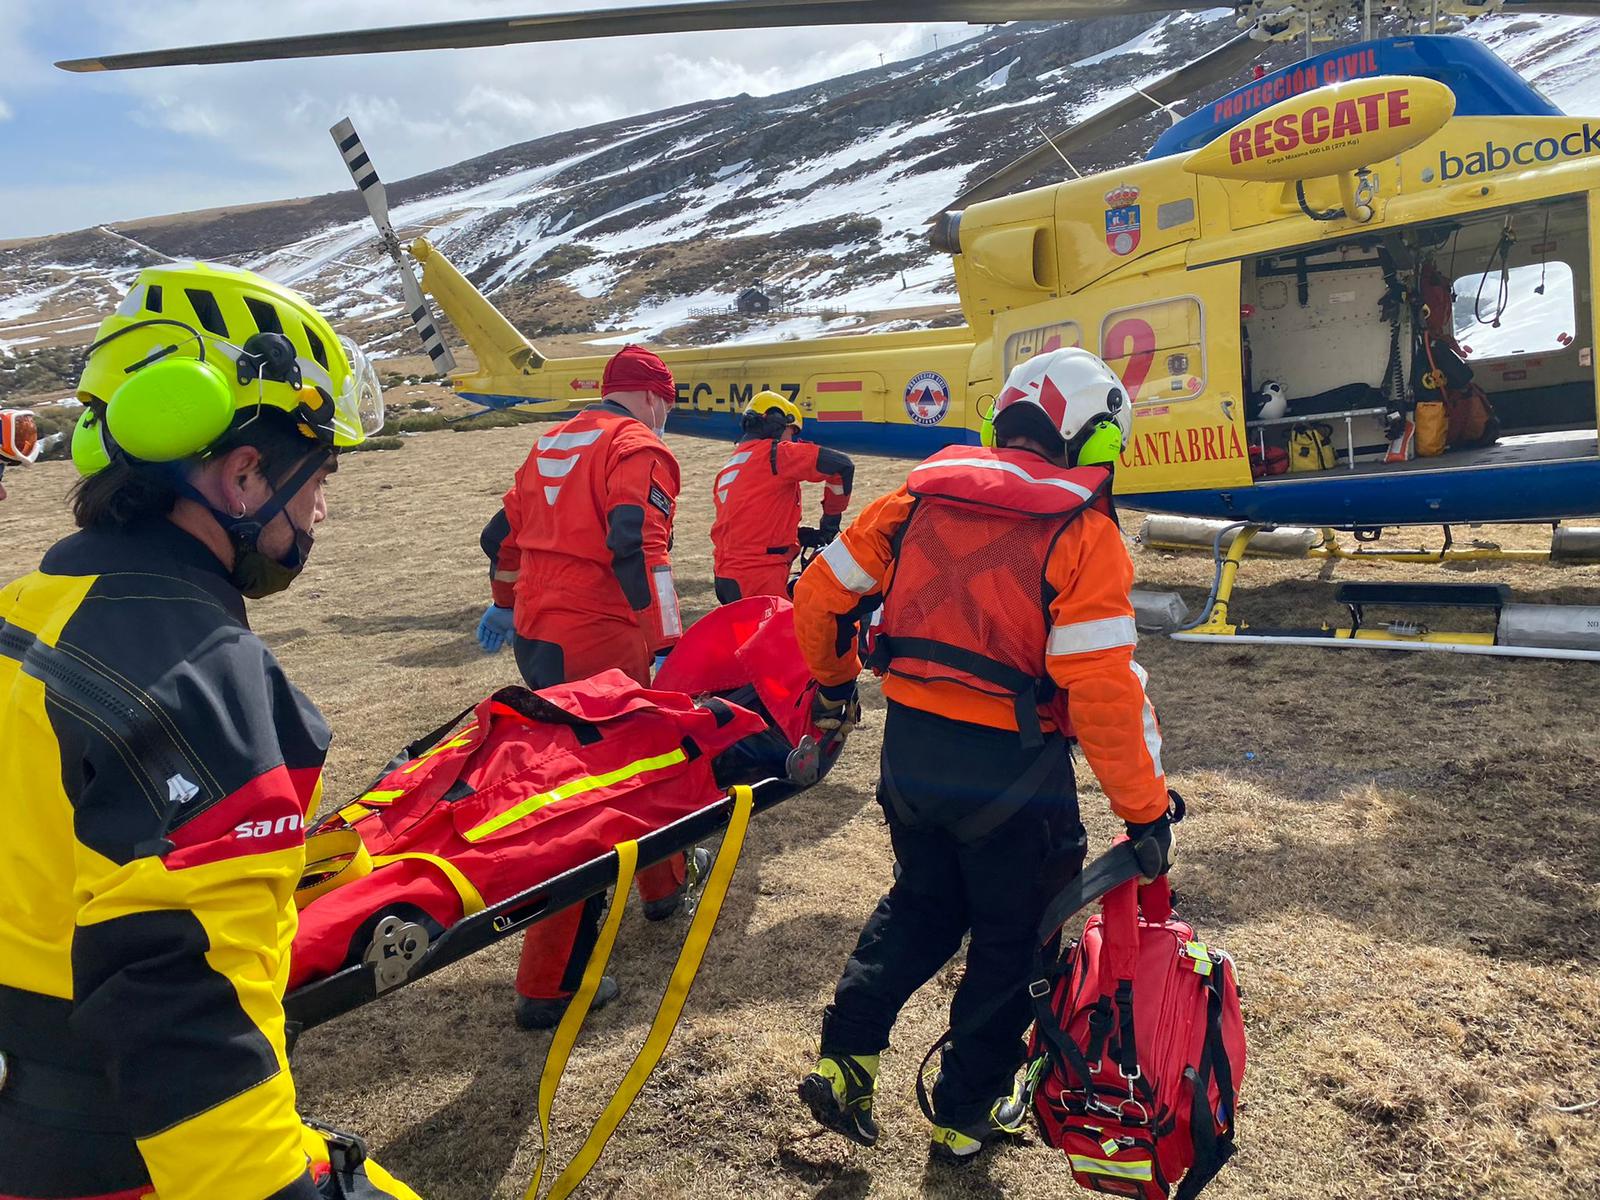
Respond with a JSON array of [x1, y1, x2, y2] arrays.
[[867, 446, 1113, 744]]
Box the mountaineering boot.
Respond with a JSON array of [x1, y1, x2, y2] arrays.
[[929, 1085, 1029, 1164], [642, 846, 713, 921], [798, 1053, 880, 1147], [513, 975, 621, 1031]]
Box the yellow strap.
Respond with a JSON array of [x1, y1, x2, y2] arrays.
[[296, 832, 487, 917], [543, 785, 756, 1200], [527, 840, 639, 1200], [371, 852, 487, 916], [465, 748, 689, 844], [296, 829, 373, 909]]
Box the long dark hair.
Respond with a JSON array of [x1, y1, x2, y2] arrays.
[[71, 410, 315, 531]]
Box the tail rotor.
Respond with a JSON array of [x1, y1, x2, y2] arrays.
[[329, 116, 457, 375]]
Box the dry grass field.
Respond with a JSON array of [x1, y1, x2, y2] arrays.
[[2, 426, 1597, 1199]]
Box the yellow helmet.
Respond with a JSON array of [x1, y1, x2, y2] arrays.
[[71, 262, 382, 475], [742, 389, 803, 433]]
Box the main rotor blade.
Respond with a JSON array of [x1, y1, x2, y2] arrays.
[[56, 0, 1191, 72], [937, 31, 1261, 216], [1501, 0, 1600, 12]]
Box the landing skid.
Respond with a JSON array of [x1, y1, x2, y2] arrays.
[[1169, 523, 1600, 662], [1305, 524, 1556, 565]]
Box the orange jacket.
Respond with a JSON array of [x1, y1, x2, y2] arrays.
[[709, 437, 854, 577], [793, 446, 1168, 823], [488, 404, 681, 649]]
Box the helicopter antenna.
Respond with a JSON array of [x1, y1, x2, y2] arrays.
[[1035, 125, 1082, 178], [1135, 87, 1184, 126]]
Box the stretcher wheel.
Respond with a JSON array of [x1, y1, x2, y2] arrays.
[[363, 914, 431, 992], [785, 735, 821, 786]]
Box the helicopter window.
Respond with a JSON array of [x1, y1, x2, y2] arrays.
[[1452, 261, 1574, 361], [1100, 297, 1205, 404], [1003, 323, 1082, 377]]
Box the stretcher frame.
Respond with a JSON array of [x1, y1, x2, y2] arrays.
[[284, 774, 804, 1034]]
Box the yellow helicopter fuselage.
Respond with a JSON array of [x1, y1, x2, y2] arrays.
[[432, 35, 1600, 525]]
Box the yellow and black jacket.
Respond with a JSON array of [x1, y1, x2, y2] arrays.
[[0, 519, 331, 1199]]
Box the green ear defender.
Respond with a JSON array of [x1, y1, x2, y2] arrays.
[[978, 395, 997, 448], [1076, 417, 1125, 468], [105, 356, 236, 464], [71, 409, 113, 477]]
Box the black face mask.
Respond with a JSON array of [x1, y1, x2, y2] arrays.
[[227, 518, 313, 599], [197, 448, 329, 599]]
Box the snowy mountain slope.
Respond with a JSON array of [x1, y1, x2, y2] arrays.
[[2, 11, 1598, 374]]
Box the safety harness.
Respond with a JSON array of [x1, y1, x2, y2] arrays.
[[866, 446, 1113, 749]]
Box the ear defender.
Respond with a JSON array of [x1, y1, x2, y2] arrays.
[[1075, 417, 1126, 468], [104, 356, 236, 464], [71, 409, 113, 477]]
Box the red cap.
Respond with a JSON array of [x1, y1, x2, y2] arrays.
[[602, 344, 676, 405]]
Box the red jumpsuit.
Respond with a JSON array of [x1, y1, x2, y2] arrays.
[[483, 401, 686, 999], [709, 436, 854, 602]]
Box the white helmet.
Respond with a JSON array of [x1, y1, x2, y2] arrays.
[[988, 347, 1132, 465]]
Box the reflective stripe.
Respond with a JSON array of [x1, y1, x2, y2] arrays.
[[653, 565, 682, 638], [544, 485, 563, 506], [493, 568, 520, 582], [911, 456, 1094, 499], [1048, 615, 1137, 656], [1068, 1155, 1154, 1182], [722, 451, 752, 469], [537, 454, 580, 478], [463, 747, 689, 842], [400, 732, 476, 775], [539, 428, 604, 452], [716, 468, 742, 490], [716, 489, 730, 505], [1131, 659, 1164, 777], [820, 538, 875, 594], [826, 481, 846, 495]]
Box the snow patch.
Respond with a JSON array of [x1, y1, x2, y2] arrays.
[[978, 57, 1020, 92]]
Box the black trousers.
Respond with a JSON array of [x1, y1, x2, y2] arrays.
[[820, 701, 1086, 1127]]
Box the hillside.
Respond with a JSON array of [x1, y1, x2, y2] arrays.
[[2, 10, 1598, 403]]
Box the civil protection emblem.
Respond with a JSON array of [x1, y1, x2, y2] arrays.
[[1105, 184, 1142, 256]]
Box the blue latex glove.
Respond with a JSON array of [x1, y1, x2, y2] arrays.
[[476, 604, 515, 654]]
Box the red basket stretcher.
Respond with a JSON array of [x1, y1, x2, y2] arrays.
[[284, 596, 834, 1034]]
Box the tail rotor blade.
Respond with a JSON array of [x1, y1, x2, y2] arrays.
[[329, 116, 457, 374], [331, 117, 396, 240], [398, 264, 456, 374]]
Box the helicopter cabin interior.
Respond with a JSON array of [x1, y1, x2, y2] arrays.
[[1237, 194, 1595, 479]]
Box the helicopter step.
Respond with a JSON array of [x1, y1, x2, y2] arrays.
[[1335, 581, 1510, 629], [1171, 523, 1600, 662]]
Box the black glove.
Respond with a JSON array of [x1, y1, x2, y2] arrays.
[[797, 526, 823, 550], [818, 514, 842, 544], [1124, 790, 1184, 882], [811, 680, 860, 736]]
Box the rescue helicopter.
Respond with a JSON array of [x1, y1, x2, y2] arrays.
[[58, 0, 1600, 658]]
